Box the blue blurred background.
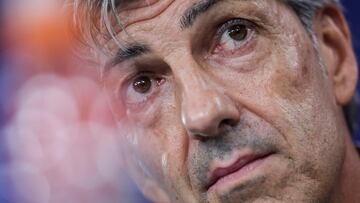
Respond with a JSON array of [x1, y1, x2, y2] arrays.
[[343, 0, 360, 147]]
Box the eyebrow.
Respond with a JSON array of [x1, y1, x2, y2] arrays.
[[180, 0, 219, 30], [104, 43, 150, 73]]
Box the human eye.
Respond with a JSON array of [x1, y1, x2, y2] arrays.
[[213, 18, 256, 57], [123, 72, 166, 108]]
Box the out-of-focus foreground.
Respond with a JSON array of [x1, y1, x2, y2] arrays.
[[0, 0, 149, 202]]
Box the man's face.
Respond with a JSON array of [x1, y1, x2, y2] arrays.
[[102, 0, 348, 202]]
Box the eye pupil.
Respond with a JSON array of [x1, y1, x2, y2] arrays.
[[228, 25, 247, 41], [133, 76, 152, 93]]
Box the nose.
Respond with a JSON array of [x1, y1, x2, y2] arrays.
[[179, 69, 240, 139]]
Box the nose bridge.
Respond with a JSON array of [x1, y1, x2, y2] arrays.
[[172, 58, 240, 139]]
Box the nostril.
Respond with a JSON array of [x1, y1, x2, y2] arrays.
[[219, 118, 237, 128], [192, 133, 209, 142], [191, 119, 237, 142]]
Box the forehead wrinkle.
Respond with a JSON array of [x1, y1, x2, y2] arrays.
[[116, 0, 158, 10], [180, 0, 220, 30]]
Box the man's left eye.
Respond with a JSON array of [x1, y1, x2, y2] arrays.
[[214, 19, 255, 54], [227, 24, 248, 41]]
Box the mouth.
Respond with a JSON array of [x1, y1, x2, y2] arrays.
[[206, 151, 274, 191]]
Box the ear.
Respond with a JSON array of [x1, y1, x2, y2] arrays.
[[313, 4, 358, 106]]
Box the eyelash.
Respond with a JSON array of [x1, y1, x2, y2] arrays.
[[217, 19, 250, 36]]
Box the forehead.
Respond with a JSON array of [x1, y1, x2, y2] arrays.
[[110, 0, 294, 40], [102, 0, 298, 56], [115, 0, 289, 31], [116, 0, 162, 10]]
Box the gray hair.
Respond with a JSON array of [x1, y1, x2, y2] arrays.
[[284, 0, 341, 32]]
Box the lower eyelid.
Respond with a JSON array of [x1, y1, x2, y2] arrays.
[[213, 30, 256, 57], [125, 91, 153, 109]]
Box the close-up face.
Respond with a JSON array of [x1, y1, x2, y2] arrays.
[[99, 0, 357, 202]]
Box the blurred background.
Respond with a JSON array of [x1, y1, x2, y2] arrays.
[[0, 0, 359, 203], [0, 0, 150, 202], [344, 1, 360, 147]]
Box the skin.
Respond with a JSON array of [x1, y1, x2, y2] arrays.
[[99, 0, 360, 202]]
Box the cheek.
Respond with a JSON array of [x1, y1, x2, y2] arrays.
[[265, 39, 342, 163], [121, 94, 189, 190], [268, 51, 316, 141], [264, 29, 320, 125], [121, 124, 170, 194]]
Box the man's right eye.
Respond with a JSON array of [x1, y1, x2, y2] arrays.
[[133, 76, 152, 94], [124, 74, 165, 107]]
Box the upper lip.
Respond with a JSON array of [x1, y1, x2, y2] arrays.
[[206, 151, 273, 190]]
